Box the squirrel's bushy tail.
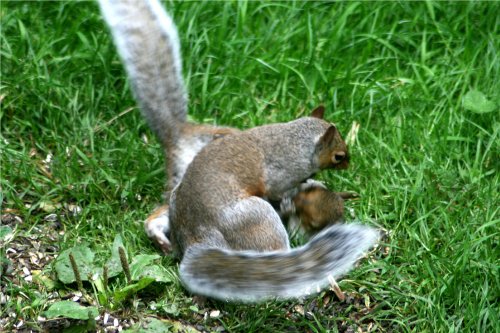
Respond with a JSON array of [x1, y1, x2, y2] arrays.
[[98, 0, 186, 145], [180, 224, 379, 302]]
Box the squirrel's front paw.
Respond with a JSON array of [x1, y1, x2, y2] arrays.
[[280, 196, 296, 217], [299, 179, 327, 191]]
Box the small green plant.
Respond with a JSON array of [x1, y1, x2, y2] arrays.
[[52, 235, 172, 308], [44, 301, 98, 322], [463, 90, 498, 114]]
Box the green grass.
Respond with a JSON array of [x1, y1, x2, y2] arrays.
[[1, 1, 499, 332]]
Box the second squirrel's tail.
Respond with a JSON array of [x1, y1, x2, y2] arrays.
[[180, 224, 379, 302], [98, 0, 187, 145]]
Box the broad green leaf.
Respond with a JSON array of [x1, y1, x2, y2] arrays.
[[54, 245, 96, 284], [105, 234, 125, 278], [137, 265, 172, 283], [130, 254, 172, 283], [130, 254, 160, 272], [463, 90, 497, 114], [162, 303, 180, 316], [44, 301, 98, 320], [130, 254, 172, 282], [113, 277, 155, 302], [0, 252, 12, 277], [125, 318, 200, 333], [125, 318, 172, 333], [0, 225, 13, 242]]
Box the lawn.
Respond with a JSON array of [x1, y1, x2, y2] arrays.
[[1, 1, 499, 332]]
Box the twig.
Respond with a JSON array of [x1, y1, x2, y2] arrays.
[[94, 107, 135, 133], [328, 275, 345, 301]]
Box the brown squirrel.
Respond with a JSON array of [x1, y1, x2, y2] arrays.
[[280, 180, 360, 237], [99, 0, 379, 302]]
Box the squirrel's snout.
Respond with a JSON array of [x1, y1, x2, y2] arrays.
[[332, 151, 349, 169], [332, 151, 346, 164]]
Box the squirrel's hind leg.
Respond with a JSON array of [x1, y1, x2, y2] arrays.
[[219, 197, 290, 252], [145, 205, 172, 254]]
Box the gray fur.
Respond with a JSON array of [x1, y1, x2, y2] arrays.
[[180, 223, 379, 302], [245, 118, 332, 200], [98, 0, 187, 146]]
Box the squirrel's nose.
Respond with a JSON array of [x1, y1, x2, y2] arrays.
[[332, 151, 346, 164]]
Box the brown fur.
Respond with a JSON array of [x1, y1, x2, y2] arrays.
[[317, 126, 349, 170], [293, 187, 346, 232]]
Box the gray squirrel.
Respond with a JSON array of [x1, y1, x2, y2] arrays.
[[98, 0, 379, 302]]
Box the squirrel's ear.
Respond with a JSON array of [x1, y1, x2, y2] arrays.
[[319, 125, 338, 144], [310, 105, 325, 119]]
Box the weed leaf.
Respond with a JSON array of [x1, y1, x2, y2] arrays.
[[105, 234, 125, 278], [113, 276, 155, 302], [125, 318, 199, 333], [463, 90, 497, 114], [44, 301, 98, 320], [162, 303, 180, 316], [0, 251, 12, 277], [54, 245, 96, 284], [130, 254, 172, 283], [125, 318, 173, 332], [129, 254, 159, 279], [0, 225, 13, 243]]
